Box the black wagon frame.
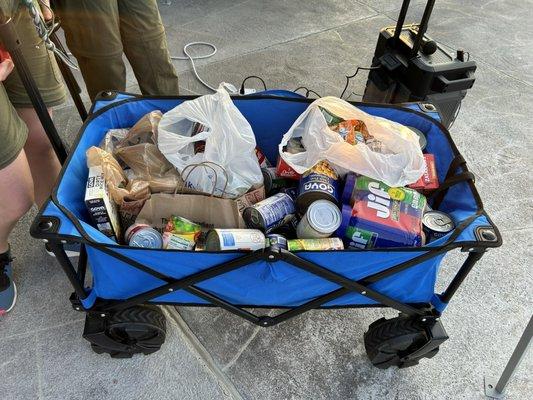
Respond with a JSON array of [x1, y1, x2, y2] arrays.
[[30, 92, 502, 330]]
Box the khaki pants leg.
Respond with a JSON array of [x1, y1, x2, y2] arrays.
[[55, 0, 125, 100], [118, 0, 179, 95]]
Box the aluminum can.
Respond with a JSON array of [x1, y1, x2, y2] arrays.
[[422, 211, 454, 242], [287, 238, 344, 251], [243, 193, 296, 233], [266, 234, 288, 251], [296, 160, 340, 213], [296, 200, 341, 239], [126, 225, 163, 249], [205, 229, 266, 251]]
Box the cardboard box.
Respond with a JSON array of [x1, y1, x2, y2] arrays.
[[85, 166, 122, 242]]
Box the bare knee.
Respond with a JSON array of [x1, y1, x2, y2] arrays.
[[0, 152, 35, 228]]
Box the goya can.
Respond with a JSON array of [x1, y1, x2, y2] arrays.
[[422, 211, 454, 242], [243, 193, 296, 233], [288, 238, 344, 251], [296, 160, 340, 213], [266, 234, 288, 251], [126, 224, 163, 249], [205, 229, 266, 251], [296, 200, 342, 239]]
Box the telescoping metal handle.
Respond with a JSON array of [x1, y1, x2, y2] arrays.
[[393, 0, 436, 56]]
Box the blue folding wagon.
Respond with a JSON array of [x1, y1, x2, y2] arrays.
[[31, 91, 502, 368]]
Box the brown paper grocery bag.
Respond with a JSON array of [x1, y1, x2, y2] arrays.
[[136, 188, 264, 231]]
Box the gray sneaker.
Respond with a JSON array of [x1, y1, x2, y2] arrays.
[[0, 250, 17, 315]]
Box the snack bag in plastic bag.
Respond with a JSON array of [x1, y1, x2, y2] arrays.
[[157, 84, 262, 198], [279, 97, 425, 187]]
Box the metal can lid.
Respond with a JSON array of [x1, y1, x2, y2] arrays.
[[423, 211, 454, 233], [307, 200, 342, 234], [129, 227, 163, 248], [124, 223, 150, 242]]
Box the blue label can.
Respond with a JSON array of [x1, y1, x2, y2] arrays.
[[243, 193, 296, 233]]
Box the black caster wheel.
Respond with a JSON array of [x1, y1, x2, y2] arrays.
[[364, 315, 447, 369], [83, 305, 166, 358]]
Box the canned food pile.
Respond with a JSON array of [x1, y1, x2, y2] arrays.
[[83, 96, 454, 251]]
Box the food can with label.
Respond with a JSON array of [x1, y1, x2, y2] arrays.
[[287, 238, 344, 251], [205, 229, 266, 251], [162, 232, 195, 250], [266, 234, 288, 251], [243, 193, 296, 233], [296, 200, 342, 239], [126, 224, 163, 249], [279, 186, 298, 201], [296, 160, 340, 213], [422, 211, 454, 242]]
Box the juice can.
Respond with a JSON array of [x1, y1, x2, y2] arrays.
[[205, 229, 266, 251]]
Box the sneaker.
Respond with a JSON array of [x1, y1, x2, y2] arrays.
[[45, 242, 81, 258], [0, 250, 17, 315]]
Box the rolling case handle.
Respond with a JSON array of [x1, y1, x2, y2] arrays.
[[433, 73, 476, 92], [393, 0, 436, 57]]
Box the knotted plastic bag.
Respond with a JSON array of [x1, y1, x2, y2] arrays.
[[157, 84, 262, 198], [279, 97, 425, 187]]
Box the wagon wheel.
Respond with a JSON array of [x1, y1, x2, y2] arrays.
[[84, 305, 166, 358], [364, 315, 441, 369]]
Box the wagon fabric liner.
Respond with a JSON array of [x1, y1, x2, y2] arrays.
[[32, 91, 501, 328]]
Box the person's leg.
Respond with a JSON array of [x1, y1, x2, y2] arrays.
[[0, 151, 35, 254], [0, 76, 33, 313], [16, 108, 61, 206], [118, 0, 180, 95], [54, 0, 125, 100], [3, 1, 67, 206]]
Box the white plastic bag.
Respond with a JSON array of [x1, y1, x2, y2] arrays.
[[157, 84, 262, 198], [279, 97, 425, 187]]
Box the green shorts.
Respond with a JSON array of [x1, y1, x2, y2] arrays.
[[0, 1, 66, 169]]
